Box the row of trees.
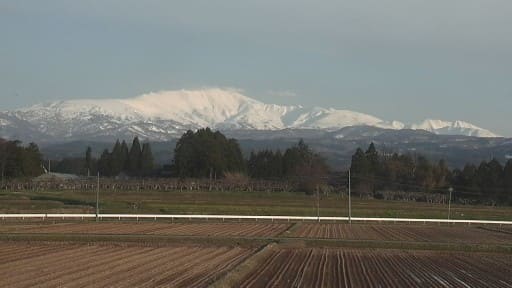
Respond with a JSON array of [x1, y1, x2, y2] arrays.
[[0, 139, 44, 180], [247, 140, 329, 193], [171, 129, 329, 193], [247, 140, 328, 178], [453, 160, 512, 204], [93, 137, 154, 177], [350, 143, 512, 204]]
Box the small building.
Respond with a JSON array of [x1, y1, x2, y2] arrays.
[[33, 172, 80, 182]]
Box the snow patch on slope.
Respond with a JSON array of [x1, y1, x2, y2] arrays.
[[411, 119, 499, 137]]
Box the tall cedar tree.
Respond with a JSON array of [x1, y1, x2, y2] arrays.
[[110, 140, 124, 176], [85, 146, 92, 176], [128, 137, 142, 176], [98, 149, 112, 176], [121, 140, 130, 171], [93, 137, 153, 177], [140, 143, 154, 176]]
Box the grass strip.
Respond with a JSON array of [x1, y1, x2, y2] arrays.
[[210, 242, 278, 288]]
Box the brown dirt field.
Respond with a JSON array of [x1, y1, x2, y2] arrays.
[[291, 223, 512, 244], [0, 242, 255, 288], [3, 221, 512, 245], [0, 223, 49, 233], [3, 222, 290, 237], [239, 248, 512, 288]]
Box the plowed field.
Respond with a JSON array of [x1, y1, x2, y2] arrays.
[[0, 242, 254, 288], [240, 248, 512, 287], [3, 222, 289, 237], [291, 223, 512, 244]]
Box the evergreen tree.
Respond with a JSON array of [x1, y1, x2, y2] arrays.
[[128, 137, 142, 176], [121, 140, 129, 171], [503, 160, 512, 203], [97, 149, 112, 176], [350, 148, 370, 192], [173, 128, 245, 178], [21, 143, 44, 177], [110, 140, 124, 176], [454, 164, 479, 196], [85, 146, 92, 176], [247, 149, 285, 179], [281, 139, 328, 193], [283, 139, 315, 176], [272, 150, 284, 178], [365, 143, 379, 174], [477, 159, 503, 201], [140, 142, 154, 176], [1, 140, 23, 178], [0, 140, 13, 181]]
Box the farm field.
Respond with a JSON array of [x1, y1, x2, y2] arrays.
[[1, 241, 511, 288], [237, 248, 512, 287], [0, 242, 254, 288], [0, 222, 290, 238], [2, 189, 512, 221], [1, 221, 511, 246], [0, 221, 512, 287], [291, 223, 512, 244]]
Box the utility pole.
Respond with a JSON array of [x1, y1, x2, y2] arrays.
[[348, 169, 352, 224], [96, 172, 100, 222], [448, 187, 453, 221]]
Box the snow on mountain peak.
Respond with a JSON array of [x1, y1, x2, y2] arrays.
[[123, 88, 260, 119], [411, 119, 500, 138], [0, 88, 501, 141]]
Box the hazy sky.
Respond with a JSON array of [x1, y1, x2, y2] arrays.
[[1, 1, 511, 135]]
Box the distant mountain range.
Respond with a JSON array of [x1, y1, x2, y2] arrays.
[[39, 127, 512, 170], [0, 88, 501, 143]]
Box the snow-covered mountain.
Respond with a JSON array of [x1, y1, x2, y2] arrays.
[[410, 119, 497, 138], [0, 88, 501, 142]]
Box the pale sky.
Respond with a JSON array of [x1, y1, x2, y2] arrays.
[[1, 1, 511, 135]]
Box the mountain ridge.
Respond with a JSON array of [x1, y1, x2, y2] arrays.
[[0, 88, 500, 142]]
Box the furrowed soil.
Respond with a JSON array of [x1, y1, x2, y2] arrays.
[[0, 242, 254, 288], [1, 221, 511, 287], [237, 248, 512, 288], [291, 223, 512, 244], [2, 221, 511, 245], [0, 221, 290, 238]]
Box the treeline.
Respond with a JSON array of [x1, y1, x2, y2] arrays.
[[350, 143, 512, 205], [171, 129, 329, 193], [247, 140, 329, 193], [94, 137, 154, 177], [172, 128, 246, 178], [247, 140, 328, 177], [453, 160, 512, 204], [0, 139, 44, 180]]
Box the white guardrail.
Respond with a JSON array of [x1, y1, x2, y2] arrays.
[[0, 214, 511, 225]]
